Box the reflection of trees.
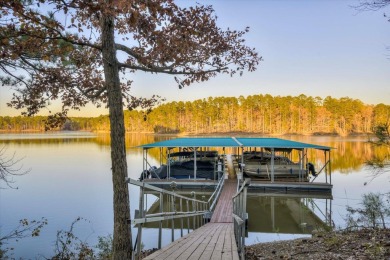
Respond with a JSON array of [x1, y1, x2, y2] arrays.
[[130, 136, 390, 174], [280, 137, 389, 174], [321, 140, 389, 174], [0, 138, 96, 146], [366, 121, 390, 179], [2, 134, 385, 173]]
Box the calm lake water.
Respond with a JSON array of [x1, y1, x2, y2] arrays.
[[0, 132, 389, 259]]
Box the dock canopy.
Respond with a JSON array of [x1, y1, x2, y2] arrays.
[[139, 137, 332, 151]]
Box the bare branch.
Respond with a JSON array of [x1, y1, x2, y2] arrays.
[[0, 218, 48, 242], [353, 0, 390, 11], [0, 146, 30, 189]]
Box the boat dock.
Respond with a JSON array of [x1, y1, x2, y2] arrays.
[[139, 137, 333, 192], [144, 180, 239, 260], [131, 137, 334, 259]]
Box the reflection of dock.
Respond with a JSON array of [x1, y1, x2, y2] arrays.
[[246, 195, 331, 234], [143, 191, 332, 234]]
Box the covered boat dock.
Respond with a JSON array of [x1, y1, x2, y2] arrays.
[[138, 137, 333, 192]]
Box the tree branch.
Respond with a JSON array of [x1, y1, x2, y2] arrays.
[[75, 85, 106, 99], [115, 43, 143, 60], [0, 146, 30, 189], [118, 62, 225, 75]]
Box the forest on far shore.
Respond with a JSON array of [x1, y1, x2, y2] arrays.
[[1, 94, 389, 136]]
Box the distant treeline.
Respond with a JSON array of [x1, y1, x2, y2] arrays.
[[1, 94, 389, 135]]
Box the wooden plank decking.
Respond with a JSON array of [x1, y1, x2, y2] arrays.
[[144, 176, 239, 259], [210, 180, 237, 223], [143, 223, 238, 260]]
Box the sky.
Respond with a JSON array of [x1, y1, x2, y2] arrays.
[[0, 0, 389, 117]]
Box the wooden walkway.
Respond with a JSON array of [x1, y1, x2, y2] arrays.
[[143, 222, 238, 260], [144, 164, 239, 259], [210, 180, 236, 223]]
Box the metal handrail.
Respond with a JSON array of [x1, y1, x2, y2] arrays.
[[127, 178, 207, 203], [208, 174, 225, 211], [126, 176, 224, 260], [233, 178, 249, 199], [232, 178, 250, 259]]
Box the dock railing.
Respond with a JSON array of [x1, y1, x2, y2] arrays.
[[207, 173, 225, 212], [126, 176, 225, 259], [232, 178, 250, 259]]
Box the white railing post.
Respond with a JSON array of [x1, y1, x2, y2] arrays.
[[158, 192, 163, 249], [232, 178, 250, 259], [180, 198, 183, 237]]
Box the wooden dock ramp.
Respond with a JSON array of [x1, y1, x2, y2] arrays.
[[144, 180, 239, 260], [210, 180, 236, 223]]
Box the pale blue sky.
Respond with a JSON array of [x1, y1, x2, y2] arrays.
[[1, 0, 389, 116]]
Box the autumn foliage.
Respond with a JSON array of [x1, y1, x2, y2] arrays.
[[1, 0, 260, 258]]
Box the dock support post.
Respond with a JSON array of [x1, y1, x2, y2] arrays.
[[159, 147, 162, 166], [194, 147, 197, 180], [186, 200, 190, 233], [142, 149, 146, 180], [298, 149, 303, 182], [329, 151, 332, 185], [271, 148, 275, 183], [271, 197, 275, 231], [158, 192, 163, 249], [192, 192, 196, 230], [197, 202, 200, 228], [180, 198, 183, 237], [330, 198, 333, 227], [171, 194, 175, 242], [136, 183, 145, 259], [202, 196, 206, 224], [167, 149, 170, 179], [325, 198, 328, 226], [325, 151, 328, 184], [241, 184, 247, 250]]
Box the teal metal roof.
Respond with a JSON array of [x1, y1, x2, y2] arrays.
[[237, 138, 331, 150], [139, 137, 331, 151], [140, 137, 239, 148]]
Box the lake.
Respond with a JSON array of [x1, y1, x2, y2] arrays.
[[0, 132, 389, 259]]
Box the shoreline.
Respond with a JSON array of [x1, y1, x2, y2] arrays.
[[0, 129, 374, 138], [245, 228, 390, 260]]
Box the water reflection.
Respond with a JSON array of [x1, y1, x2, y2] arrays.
[[129, 134, 389, 174], [1, 132, 388, 174], [246, 194, 331, 234], [1, 132, 389, 257], [286, 135, 390, 174], [141, 190, 212, 230], [139, 190, 332, 247]]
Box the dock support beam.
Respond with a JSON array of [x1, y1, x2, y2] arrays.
[[271, 148, 275, 183], [193, 147, 197, 180]]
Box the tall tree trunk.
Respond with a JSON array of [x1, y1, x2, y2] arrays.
[[101, 14, 132, 259]]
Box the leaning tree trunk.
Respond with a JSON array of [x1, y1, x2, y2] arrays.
[[101, 13, 133, 259]]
